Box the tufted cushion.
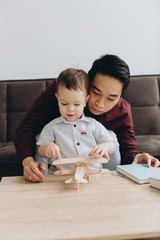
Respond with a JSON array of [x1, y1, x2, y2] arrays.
[[0, 79, 54, 142], [0, 79, 54, 175], [136, 135, 160, 157], [123, 76, 160, 136]]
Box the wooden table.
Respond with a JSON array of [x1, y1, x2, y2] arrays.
[[0, 172, 160, 240]]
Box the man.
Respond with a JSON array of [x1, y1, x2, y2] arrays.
[[14, 54, 160, 182]]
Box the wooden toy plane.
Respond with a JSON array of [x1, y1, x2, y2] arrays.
[[52, 156, 109, 189]]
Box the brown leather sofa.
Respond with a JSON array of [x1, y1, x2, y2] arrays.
[[0, 75, 160, 179], [123, 75, 160, 159], [0, 79, 54, 179]]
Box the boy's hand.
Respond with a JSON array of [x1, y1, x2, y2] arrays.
[[132, 153, 160, 168], [38, 143, 61, 159], [88, 143, 110, 160]]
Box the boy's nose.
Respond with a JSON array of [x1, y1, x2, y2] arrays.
[[68, 105, 74, 111]]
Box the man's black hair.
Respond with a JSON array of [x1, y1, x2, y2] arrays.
[[88, 54, 130, 93]]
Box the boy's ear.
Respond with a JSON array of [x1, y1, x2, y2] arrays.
[[55, 93, 58, 99]]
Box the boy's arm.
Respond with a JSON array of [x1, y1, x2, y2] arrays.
[[89, 140, 115, 160], [38, 143, 61, 159], [89, 120, 115, 159]]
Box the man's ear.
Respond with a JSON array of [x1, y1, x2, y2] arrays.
[[55, 93, 58, 99], [86, 95, 90, 103], [85, 95, 90, 105]]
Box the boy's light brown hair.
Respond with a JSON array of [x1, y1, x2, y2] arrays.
[[56, 68, 89, 95]]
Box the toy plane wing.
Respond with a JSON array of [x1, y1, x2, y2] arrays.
[[52, 156, 109, 189], [52, 157, 108, 166]]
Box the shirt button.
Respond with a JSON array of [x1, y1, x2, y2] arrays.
[[74, 124, 76, 127], [77, 143, 80, 146]]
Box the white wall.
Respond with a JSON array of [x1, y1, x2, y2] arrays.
[[0, 0, 160, 80]]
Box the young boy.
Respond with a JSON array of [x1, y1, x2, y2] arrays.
[[36, 68, 115, 174]]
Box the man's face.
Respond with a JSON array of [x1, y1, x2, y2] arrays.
[[56, 85, 89, 122], [88, 73, 123, 115]]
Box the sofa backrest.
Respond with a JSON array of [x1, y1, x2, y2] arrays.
[[123, 75, 160, 135], [0, 75, 160, 142], [0, 79, 54, 142]]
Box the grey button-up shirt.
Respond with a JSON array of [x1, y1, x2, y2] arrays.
[[37, 114, 113, 169]]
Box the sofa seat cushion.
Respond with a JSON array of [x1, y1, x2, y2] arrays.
[[0, 142, 19, 164], [135, 135, 160, 158]]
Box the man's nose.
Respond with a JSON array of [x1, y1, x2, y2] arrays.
[[96, 98, 104, 107]]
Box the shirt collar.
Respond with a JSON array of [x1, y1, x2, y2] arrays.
[[54, 113, 92, 124]]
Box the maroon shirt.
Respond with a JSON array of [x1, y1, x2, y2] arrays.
[[14, 80, 140, 164]]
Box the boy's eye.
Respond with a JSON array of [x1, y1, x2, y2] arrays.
[[75, 104, 80, 106], [61, 103, 68, 105]]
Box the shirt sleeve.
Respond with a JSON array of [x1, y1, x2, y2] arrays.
[[92, 120, 114, 144], [115, 103, 140, 165], [14, 80, 59, 162], [36, 123, 55, 146]]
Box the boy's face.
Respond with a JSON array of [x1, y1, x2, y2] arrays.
[[56, 85, 89, 122], [88, 73, 123, 115]]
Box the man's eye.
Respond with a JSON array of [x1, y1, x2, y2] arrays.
[[108, 98, 114, 101], [75, 104, 80, 106], [93, 90, 99, 95]]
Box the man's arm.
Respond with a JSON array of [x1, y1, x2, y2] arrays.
[[132, 153, 160, 167], [14, 80, 60, 182], [14, 80, 59, 162], [116, 121, 140, 165], [22, 156, 46, 182], [115, 100, 160, 167]]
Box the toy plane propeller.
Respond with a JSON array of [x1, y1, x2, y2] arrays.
[[52, 157, 109, 189]]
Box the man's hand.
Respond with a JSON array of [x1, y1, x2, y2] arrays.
[[22, 157, 45, 182], [132, 153, 160, 168], [38, 143, 61, 159]]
